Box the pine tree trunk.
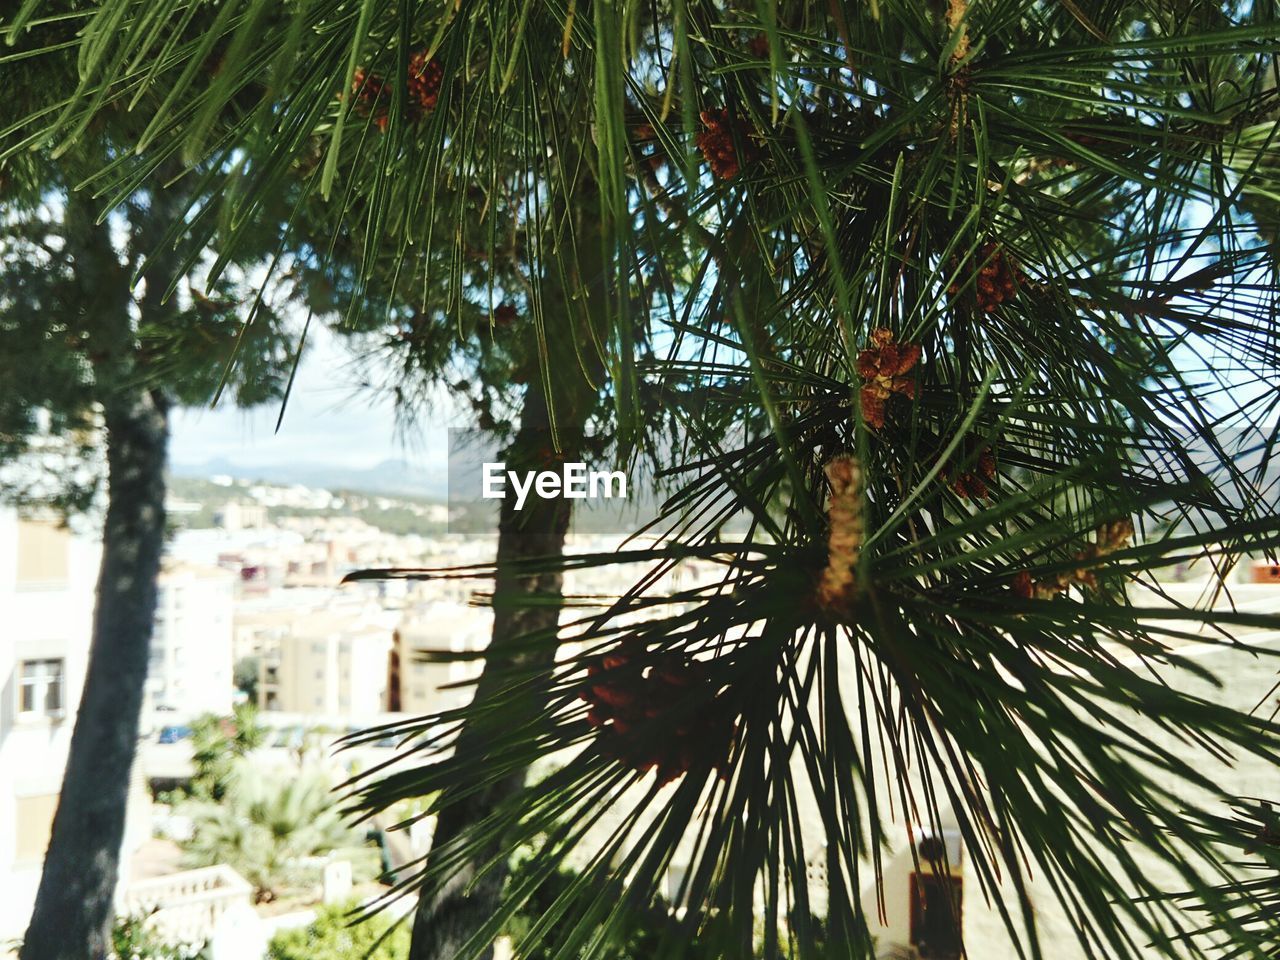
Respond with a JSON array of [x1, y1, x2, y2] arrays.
[[408, 144, 608, 960], [408, 384, 579, 960], [20, 389, 169, 960], [20, 176, 177, 960]]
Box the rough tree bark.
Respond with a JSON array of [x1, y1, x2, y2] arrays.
[[408, 387, 581, 960], [19, 392, 169, 960], [408, 159, 608, 960], [21, 186, 178, 960]]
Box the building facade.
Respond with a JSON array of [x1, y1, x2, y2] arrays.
[[394, 601, 493, 716], [0, 509, 148, 942], [0, 511, 99, 941], [258, 603, 396, 717], [146, 564, 236, 718]]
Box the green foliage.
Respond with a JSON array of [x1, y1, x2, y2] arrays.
[[179, 758, 372, 903], [1171, 800, 1280, 957], [233, 657, 261, 704], [188, 704, 268, 800], [0, 165, 298, 513], [501, 852, 679, 960], [266, 901, 409, 960], [501, 838, 836, 959], [109, 916, 206, 960]]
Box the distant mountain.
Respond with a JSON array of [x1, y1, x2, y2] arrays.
[[169, 457, 448, 501]]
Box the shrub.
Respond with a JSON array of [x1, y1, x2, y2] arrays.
[[267, 901, 409, 960], [109, 916, 206, 960]]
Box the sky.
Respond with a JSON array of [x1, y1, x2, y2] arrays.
[[168, 324, 454, 472]]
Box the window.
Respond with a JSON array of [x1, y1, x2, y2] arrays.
[[19, 659, 65, 719], [15, 521, 70, 588], [909, 872, 962, 959], [15, 794, 59, 863]]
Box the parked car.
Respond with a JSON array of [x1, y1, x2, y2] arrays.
[[157, 724, 192, 744]]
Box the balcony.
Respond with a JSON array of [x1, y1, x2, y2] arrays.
[[119, 864, 253, 944]]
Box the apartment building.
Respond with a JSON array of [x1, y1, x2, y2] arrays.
[[146, 563, 236, 718], [0, 509, 148, 941], [232, 586, 333, 664], [0, 511, 99, 940], [212, 499, 269, 532], [393, 601, 493, 716], [257, 603, 396, 716]]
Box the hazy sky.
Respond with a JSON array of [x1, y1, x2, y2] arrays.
[[168, 324, 454, 470]]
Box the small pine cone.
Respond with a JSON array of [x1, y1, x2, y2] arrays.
[[1096, 518, 1134, 554], [951, 471, 988, 500], [947, 443, 998, 500], [651, 657, 692, 691], [589, 682, 637, 710], [696, 108, 756, 180], [856, 329, 921, 429], [600, 649, 631, 671], [1070, 518, 1133, 588], [747, 32, 770, 58], [581, 643, 641, 728], [1011, 518, 1133, 605], [952, 242, 1022, 313], [978, 447, 997, 479], [816, 456, 863, 611], [583, 646, 735, 785], [352, 67, 383, 101], [1072, 567, 1100, 590], [407, 51, 443, 114], [351, 67, 390, 126]]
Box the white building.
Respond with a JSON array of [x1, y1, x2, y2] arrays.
[[0, 511, 99, 942], [232, 586, 333, 665], [394, 601, 493, 715], [258, 602, 396, 717], [146, 564, 236, 718], [0, 509, 148, 943]]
